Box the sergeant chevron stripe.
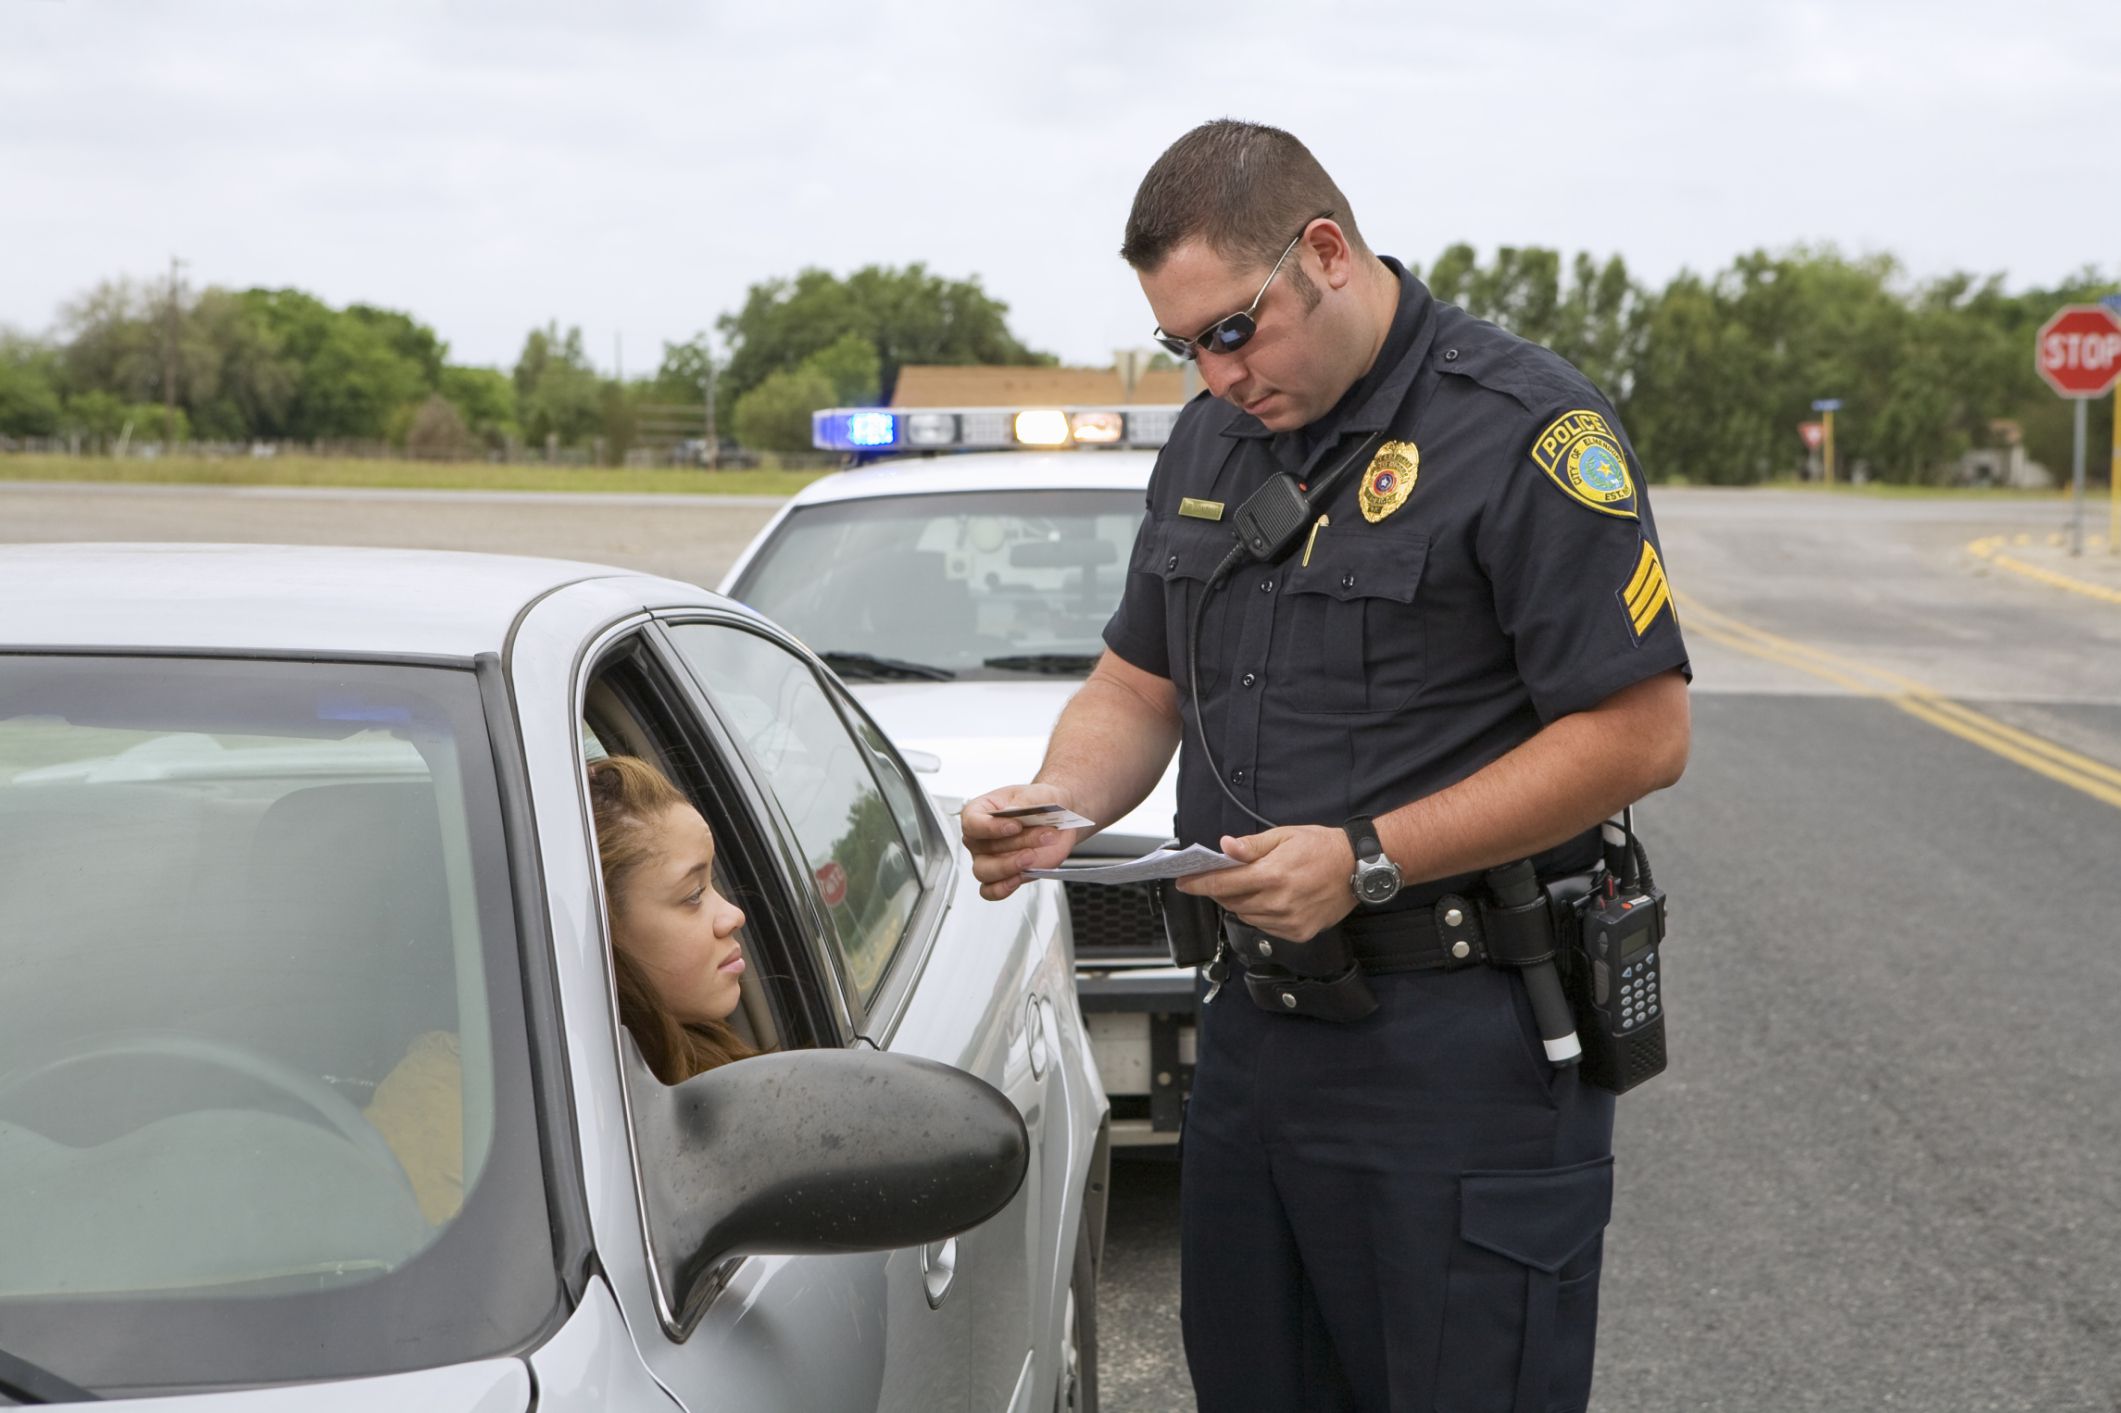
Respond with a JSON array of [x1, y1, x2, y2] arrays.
[[1620, 540, 1672, 641]]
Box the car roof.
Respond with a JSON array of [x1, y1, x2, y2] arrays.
[[0, 543, 710, 658], [788, 450, 1156, 507]]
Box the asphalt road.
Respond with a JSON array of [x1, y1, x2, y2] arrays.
[[8, 481, 2121, 1411]]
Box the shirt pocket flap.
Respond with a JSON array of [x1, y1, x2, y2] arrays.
[[1458, 1155, 1614, 1273], [1151, 517, 1240, 584], [1286, 532, 1428, 604]]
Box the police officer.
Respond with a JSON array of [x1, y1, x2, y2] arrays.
[[964, 120, 1691, 1412]]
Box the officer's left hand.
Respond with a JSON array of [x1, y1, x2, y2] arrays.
[[1176, 825, 1357, 942]]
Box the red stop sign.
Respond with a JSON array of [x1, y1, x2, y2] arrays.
[[2035, 304, 2121, 398], [815, 860, 848, 907]]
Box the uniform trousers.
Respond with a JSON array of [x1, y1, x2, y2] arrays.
[[1180, 963, 1617, 1413]]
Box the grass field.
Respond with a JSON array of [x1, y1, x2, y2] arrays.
[[0, 453, 833, 497]]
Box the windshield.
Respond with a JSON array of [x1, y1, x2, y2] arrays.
[[0, 655, 556, 1395], [731, 488, 1147, 680]]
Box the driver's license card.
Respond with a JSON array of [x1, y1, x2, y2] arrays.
[[995, 804, 1096, 829]]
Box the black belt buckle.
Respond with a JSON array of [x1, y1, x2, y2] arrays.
[[1242, 965, 1379, 1022]]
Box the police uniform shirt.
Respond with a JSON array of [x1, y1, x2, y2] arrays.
[[1103, 260, 1692, 899]]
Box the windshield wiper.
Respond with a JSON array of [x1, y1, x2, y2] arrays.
[[982, 653, 1101, 676], [0, 1346, 97, 1404], [818, 651, 956, 683]]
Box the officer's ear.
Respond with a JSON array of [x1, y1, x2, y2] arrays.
[[1304, 218, 1358, 292]]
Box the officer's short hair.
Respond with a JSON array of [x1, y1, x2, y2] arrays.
[[1121, 120, 1367, 276]]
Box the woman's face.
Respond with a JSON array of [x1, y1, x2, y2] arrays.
[[613, 803, 748, 1025]]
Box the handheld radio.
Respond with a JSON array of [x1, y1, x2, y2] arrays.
[[1560, 818, 1669, 1094]]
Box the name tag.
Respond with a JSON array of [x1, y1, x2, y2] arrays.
[[1178, 497, 1225, 521]]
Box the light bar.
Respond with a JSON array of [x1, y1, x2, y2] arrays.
[[813, 404, 1183, 454]]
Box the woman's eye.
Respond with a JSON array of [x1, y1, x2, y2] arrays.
[[685, 888, 705, 907]]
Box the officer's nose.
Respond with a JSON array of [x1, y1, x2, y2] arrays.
[[1197, 351, 1247, 401]]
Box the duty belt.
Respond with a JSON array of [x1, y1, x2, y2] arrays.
[[1219, 874, 1599, 978]]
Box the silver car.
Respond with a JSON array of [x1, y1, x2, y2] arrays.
[[0, 544, 1108, 1411]]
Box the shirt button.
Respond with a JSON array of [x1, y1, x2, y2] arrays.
[[1230, 768, 1246, 784], [1166, 555, 1179, 570], [1443, 347, 1460, 362], [1242, 672, 1257, 688], [1259, 578, 1274, 593], [1340, 572, 1357, 590]]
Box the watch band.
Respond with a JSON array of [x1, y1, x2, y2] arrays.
[[1343, 815, 1382, 863]]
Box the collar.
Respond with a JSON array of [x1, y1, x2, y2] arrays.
[[1219, 256, 1437, 443]]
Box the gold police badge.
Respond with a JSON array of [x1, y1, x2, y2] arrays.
[[1357, 440, 1419, 523]]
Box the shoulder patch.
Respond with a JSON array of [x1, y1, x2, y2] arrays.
[[1619, 539, 1674, 642], [1531, 409, 1638, 520]]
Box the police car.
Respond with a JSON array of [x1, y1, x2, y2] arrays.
[[722, 405, 1195, 1146]]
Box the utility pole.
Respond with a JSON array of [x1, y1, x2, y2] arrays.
[[163, 255, 187, 447], [703, 355, 719, 470]]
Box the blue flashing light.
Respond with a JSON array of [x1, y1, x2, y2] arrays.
[[846, 412, 897, 448]]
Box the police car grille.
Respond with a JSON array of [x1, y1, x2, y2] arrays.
[[1062, 880, 1165, 961]]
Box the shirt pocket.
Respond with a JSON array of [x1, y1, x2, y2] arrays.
[[1281, 532, 1429, 715], [1149, 516, 1241, 698]]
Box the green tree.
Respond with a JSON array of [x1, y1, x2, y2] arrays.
[[513, 322, 603, 448], [802, 331, 881, 405], [716, 263, 1050, 407], [651, 334, 716, 405], [0, 333, 65, 437], [62, 389, 128, 445], [439, 365, 520, 449], [732, 367, 835, 453]]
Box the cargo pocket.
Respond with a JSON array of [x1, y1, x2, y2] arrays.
[[1282, 533, 1427, 715], [1433, 1156, 1613, 1413]]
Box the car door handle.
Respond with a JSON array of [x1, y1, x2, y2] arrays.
[[921, 1236, 958, 1308]]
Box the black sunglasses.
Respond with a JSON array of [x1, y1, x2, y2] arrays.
[[1152, 212, 1331, 361]]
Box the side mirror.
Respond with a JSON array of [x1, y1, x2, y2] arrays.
[[626, 1046, 1028, 1331]]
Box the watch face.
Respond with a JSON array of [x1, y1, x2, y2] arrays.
[[1358, 866, 1400, 903]]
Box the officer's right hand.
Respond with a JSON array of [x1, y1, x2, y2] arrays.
[[962, 785, 1085, 902]]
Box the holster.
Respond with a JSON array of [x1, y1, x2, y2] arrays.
[[1151, 878, 1223, 968], [1225, 917, 1378, 1022]]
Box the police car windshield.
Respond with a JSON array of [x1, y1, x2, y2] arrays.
[[733, 489, 1146, 681]]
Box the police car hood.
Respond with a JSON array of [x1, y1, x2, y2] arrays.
[[851, 681, 1179, 856]]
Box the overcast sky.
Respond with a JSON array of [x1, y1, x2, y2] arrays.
[[6, 0, 2117, 376]]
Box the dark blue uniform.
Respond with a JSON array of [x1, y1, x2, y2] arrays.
[[1102, 261, 1691, 1412]]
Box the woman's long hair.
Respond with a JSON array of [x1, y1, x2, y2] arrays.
[[588, 755, 758, 1085]]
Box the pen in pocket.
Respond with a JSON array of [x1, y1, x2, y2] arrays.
[[1301, 513, 1331, 568]]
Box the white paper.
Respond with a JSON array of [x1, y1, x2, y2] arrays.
[[1025, 843, 1239, 885]]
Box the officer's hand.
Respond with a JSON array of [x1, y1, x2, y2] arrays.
[[962, 786, 1085, 902], [1176, 825, 1357, 941]]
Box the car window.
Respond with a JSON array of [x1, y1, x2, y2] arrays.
[[664, 624, 921, 1007], [729, 488, 1146, 679], [0, 654, 555, 1392]]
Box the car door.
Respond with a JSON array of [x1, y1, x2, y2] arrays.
[[659, 616, 1054, 1412], [571, 627, 963, 1412]]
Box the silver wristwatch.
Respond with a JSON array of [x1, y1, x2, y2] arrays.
[[1343, 815, 1402, 906]]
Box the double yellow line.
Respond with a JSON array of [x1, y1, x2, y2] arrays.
[[1677, 594, 2121, 812], [1966, 534, 2121, 607]]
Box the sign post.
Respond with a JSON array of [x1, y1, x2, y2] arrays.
[[2108, 295, 2121, 555], [2034, 304, 2121, 556], [1810, 399, 1843, 486]]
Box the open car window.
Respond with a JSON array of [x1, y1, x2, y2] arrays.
[[661, 622, 934, 1013]]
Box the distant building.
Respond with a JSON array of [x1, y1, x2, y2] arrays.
[[892, 364, 1188, 408], [1954, 421, 2054, 490]]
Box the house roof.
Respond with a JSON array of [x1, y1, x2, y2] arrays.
[[891, 364, 1188, 408]]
